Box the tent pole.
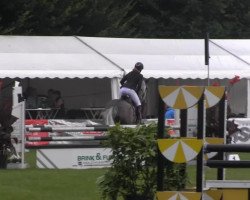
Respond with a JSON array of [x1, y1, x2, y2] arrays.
[[111, 78, 120, 100], [247, 79, 250, 118]]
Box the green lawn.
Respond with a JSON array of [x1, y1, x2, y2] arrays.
[[1, 151, 250, 200], [0, 150, 106, 200], [187, 153, 250, 187]]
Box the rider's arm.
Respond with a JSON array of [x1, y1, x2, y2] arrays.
[[120, 73, 129, 86]]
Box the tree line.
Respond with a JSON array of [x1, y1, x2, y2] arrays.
[[0, 0, 250, 38]]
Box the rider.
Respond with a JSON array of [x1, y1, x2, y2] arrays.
[[120, 62, 144, 123]]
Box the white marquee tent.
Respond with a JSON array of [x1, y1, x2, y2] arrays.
[[0, 36, 250, 117]]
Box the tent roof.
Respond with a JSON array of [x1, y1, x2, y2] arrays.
[[82, 37, 250, 79], [0, 36, 124, 79], [0, 35, 250, 79]]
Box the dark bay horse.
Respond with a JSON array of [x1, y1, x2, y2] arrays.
[[102, 80, 147, 125]]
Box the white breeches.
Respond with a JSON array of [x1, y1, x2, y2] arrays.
[[120, 87, 141, 106]]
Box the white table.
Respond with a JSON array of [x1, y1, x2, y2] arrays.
[[80, 107, 105, 119], [26, 108, 59, 119]]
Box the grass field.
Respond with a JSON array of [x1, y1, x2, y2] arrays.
[[0, 150, 106, 200], [187, 153, 250, 187], [1, 151, 250, 200]]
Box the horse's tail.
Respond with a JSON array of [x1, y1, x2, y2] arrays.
[[101, 106, 118, 125]]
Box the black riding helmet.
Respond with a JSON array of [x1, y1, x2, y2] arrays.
[[134, 62, 144, 72]]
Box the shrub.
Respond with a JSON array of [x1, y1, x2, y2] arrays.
[[97, 123, 187, 200]]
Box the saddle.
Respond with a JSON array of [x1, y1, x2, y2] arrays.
[[120, 94, 136, 108]]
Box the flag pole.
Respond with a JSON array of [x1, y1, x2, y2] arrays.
[[205, 33, 210, 86]]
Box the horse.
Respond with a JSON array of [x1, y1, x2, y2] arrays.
[[102, 80, 147, 125]]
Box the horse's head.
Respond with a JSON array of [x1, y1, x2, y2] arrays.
[[138, 79, 147, 103]]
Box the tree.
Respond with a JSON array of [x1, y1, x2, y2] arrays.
[[0, 0, 250, 38]]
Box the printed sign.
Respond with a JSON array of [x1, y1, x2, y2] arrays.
[[36, 148, 112, 169], [228, 118, 250, 144]]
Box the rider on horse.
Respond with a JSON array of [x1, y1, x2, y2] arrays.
[[120, 62, 144, 123]]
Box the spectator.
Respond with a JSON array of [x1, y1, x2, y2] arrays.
[[53, 90, 65, 118], [164, 106, 175, 136], [25, 87, 38, 109], [165, 106, 175, 120], [46, 89, 55, 107], [53, 91, 64, 109]]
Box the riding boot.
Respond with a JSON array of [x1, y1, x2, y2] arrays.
[[136, 105, 142, 124]]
